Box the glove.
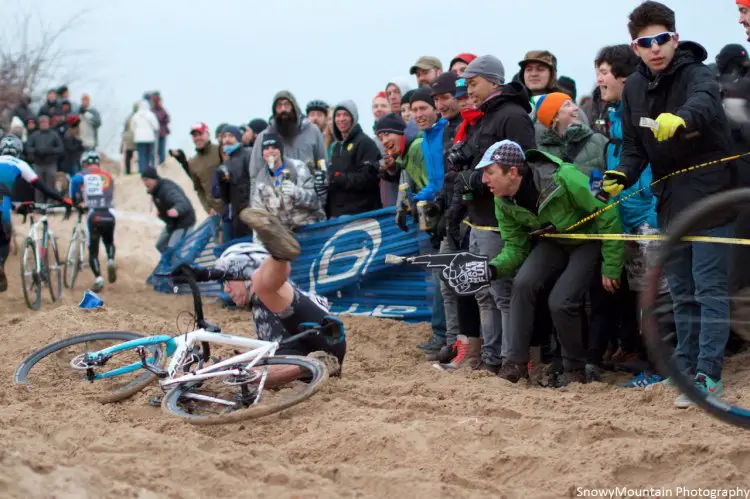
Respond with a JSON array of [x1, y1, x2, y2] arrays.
[[653, 113, 686, 142], [602, 170, 629, 197], [313, 171, 328, 197], [64, 205, 72, 221], [170, 148, 187, 163], [438, 252, 494, 296], [395, 210, 409, 232], [280, 180, 297, 200]]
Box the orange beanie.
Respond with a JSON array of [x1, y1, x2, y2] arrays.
[[535, 92, 572, 129]]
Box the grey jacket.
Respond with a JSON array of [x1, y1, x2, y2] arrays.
[[26, 129, 64, 166]]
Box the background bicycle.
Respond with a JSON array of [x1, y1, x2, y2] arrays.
[[63, 208, 89, 290]]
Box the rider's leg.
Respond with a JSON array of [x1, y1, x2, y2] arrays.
[[87, 216, 102, 278], [102, 216, 116, 283]]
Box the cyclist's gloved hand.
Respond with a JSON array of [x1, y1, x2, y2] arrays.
[[602, 170, 629, 197], [653, 113, 686, 142]]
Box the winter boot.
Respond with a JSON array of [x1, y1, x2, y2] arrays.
[[239, 208, 301, 261], [497, 361, 529, 383], [436, 335, 481, 371]]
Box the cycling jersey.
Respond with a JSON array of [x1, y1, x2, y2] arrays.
[[0, 155, 38, 197], [70, 166, 114, 210]]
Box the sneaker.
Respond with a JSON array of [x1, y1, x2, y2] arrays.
[[674, 392, 694, 408], [426, 344, 455, 363], [0, 266, 6, 292], [91, 276, 104, 292], [696, 372, 724, 397], [497, 361, 529, 383], [239, 208, 300, 261], [646, 376, 673, 390], [417, 335, 445, 354], [107, 259, 117, 283], [584, 363, 602, 383], [436, 336, 481, 371], [620, 372, 664, 388]]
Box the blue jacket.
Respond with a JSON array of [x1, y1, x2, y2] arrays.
[[607, 103, 658, 233], [414, 118, 448, 202]]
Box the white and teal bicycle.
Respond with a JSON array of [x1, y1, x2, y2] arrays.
[[14, 268, 344, 425]]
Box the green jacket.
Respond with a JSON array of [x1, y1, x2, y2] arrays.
[[398, 136, 427, 190], [490, 150, 624, 280], [538, 124, 608, 176]]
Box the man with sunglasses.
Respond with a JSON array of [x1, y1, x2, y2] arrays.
[[602, 1, 734, 407]]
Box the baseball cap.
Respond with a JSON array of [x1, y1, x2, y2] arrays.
[[463, 55, 506, 86], [430, 72, 460, 97], [410, 56, 443, 75], [190, 122, 209, 135], [475, 140, 525, 170], [449, 53, 478, 69], [455, 78, 468, 99]]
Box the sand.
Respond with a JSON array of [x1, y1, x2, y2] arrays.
[[2, 160, 750, 499]]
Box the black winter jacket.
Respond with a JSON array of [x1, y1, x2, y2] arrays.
[[218, 146, 253, 237], [618, 42, 734, 226], [26, 129, 64, 166], [327, 123, 382, 217], [151, 178, 196, 230]]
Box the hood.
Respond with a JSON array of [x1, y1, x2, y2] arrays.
[[540, 123, 593, 146], [332, 99, 360, 141], [10, 116, 25, 131], [387, 77, 413, 95], [136, 100, 150, 112], [638, 41, 708, 81], [272, 90, 303, 124], [479, 81, 532, 114]]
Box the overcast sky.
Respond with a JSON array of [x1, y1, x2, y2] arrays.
[[4, 0, 745, 156]]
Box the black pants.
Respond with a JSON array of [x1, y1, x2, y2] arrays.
[[87, 209, 115, 278], [587, 269, 640, 364], [125, 149, 134, 175], [508, 240, 600, 372], [0, 212, 10, 268]]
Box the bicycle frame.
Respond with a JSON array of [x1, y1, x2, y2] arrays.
[[24, 208, 54, 274]]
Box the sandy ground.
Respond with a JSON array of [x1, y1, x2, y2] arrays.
[[2, 160, 750, 498]]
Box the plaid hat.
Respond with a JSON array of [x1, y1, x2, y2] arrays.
[[374, 113, 406, 135], [410, 88, 435, 108], [410, 56, 443, 75], [463, 55, 506, 86], [430, 72, 460, 97], [475, 140, 525, 170], [248, 118, 268, 134], [455, 78, 468, 99], [190, 122, 209, 135]]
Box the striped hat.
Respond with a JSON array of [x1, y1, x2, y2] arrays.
[[535, 92, 572, 129]]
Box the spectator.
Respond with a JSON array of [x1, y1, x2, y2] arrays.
[[26, 114, 64, 202], [25, 117, 37, 136], [372, 91, 390, 122], [431, 73, 463, 157], [385, 78, 413, 114], [129, 100, 160, 172], [39, 89, 60, 118], [456, 54, 536, 373], [170, 122, 224, 218], [252, 132, 326, 230], [250, 91, 327, 182], [57, 85, 70, 103], [449, 53, 478, 76], [9, 116, 26, 142], [217, 125, 253, 239], [400, 90, 416, 123], [78, 93, 102, 150], [477, 141, 623, 385], [410, 56, 443, 88], [558, 76, 578, 101], [409, 89, 446, 203], [149, 92, 170, 164], [602, 1, 734, 404], [142, 168, 196, 254], [519, 50, 561, 99], [13, 94, 34, 124], [61, 115, 84, 176], [535, 92, 607, 175], [327, 100, 382, 217], [215, 123, 228, 143], [247, 119, 269, 149], [305, 100, 330, 135], [581, 87, 610, 136], [121, 103, 137, 175]]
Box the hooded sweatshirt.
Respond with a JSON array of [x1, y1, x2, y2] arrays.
[[249, 90, 327, 188], [129, 100, 160, 143], [327, 99, 382, 217]]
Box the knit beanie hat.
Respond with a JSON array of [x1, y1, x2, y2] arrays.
[[463, 55, 506, 86], [409, 88, 435, 108], [248, 118, 268, 135], [141, 167, 159, 180], [401, 89, 416, 106], [738, 0, 750, 8], [535, 92, 572, 129], [374, 113, 406, 135], [222, 125, 243, 143]]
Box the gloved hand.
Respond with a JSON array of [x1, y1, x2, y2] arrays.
[[313, 170, 328, 197], [395, 210, 409, 232], [653, 113, 686, 142], [602, 170, 629, 197], [169, 148, 187, 163], [280, 180, 297, 200], [64, 204, 72, 221]]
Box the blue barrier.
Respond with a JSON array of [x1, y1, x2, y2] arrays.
[[148, 208, 434, 322]]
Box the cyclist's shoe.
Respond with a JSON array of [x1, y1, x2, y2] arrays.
[[91, 276, 104, 292], [497, 361, 529, 383], [436, 336, 480, 371], [620, 372, 664, 388], [585, 363, 603, 383], [307, 350, 341, 377], [426, 344, 455, 362], [107, 259, 117, 283], [417, 334, 445, 354], [238, 208, 300, 261], [0, 266, 7, 292]]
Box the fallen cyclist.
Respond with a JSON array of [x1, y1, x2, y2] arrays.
[[171, 207, 346, 384]]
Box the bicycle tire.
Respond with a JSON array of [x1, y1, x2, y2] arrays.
[[46, 236, 63, 303], [162, 355, 329, 425], [21, 238, 41, 310], [63, 229, 81, 289], [14, 330, 167, 404], [641, 187, 750, 429]]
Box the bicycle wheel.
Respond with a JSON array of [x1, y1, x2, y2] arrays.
[[162, 355, 329, 425], [642, 187, 750, 428], [63, 230, 81, 289], [14, 331, 167, 404], [20, 238, 41, 310], [45, 236, 63, 303]]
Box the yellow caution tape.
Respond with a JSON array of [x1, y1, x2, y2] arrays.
[[539, 233, 750, 245]]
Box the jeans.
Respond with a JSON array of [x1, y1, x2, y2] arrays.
[[665, 223, 733, 380], [508, 240, 600, 371], [156, 226, 192, 254], [136, 143, 155, 172], [469, 229, 511, 366], [221, 219, 234, 244], [157, 136, 167, 164]]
